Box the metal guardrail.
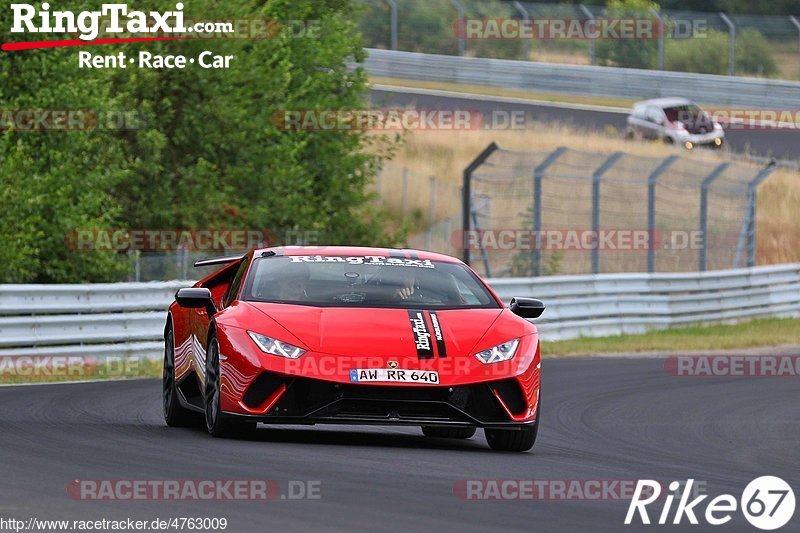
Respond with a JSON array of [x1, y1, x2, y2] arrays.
[[0, 281, 185, 359], [364, 48, 800, 109], [0, 264, 798, 355], [491, 263, 800, 340]]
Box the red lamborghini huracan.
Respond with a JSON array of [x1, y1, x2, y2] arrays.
[[164, 246, 544, 451]]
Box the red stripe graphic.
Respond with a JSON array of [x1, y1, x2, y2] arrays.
[[2, 37, 187, 52]]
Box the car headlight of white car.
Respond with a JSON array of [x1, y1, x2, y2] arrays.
[[248, 331, 306, 359], [474, 338, 520, 364]]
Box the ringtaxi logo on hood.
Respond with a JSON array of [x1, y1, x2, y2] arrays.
[[10, 3, 191, 42]]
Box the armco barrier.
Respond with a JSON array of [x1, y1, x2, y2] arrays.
[[0, 264, 798, 358], [364, 48, 800, 109]]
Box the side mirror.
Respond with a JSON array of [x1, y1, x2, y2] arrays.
[[509, 297, 545, 319], [176, 288, 216, 316]]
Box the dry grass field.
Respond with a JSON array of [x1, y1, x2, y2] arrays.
[[374, 123, 800, 266]]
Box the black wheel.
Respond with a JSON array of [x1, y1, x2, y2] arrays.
[[485, 403, 540, 452], [204, 333, 255, 438], [163, 329, 202, 427], [422, 426, 476, 439]]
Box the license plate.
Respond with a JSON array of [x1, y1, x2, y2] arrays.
[[349, 368, 439, 384]]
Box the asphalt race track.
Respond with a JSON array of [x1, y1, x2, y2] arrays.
[[371, 87, 800, 161], [1, 357, 798, 532]]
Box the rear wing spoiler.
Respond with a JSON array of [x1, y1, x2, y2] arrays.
[[193, 254, 245, 268]]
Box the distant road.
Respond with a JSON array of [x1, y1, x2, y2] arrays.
[[370, 85, 800, 162]]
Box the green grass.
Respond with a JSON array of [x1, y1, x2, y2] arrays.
[[543, 317, 800, 357], [0, 358, 162, 385]]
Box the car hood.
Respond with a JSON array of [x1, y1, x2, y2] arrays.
[[242, 302, 507, 358]]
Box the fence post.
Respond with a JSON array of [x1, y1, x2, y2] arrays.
[[513, 1, 530, 61], [579, 4, 596, 66], [426, 176, 437, 250], [462, 142, 499, 265], [472, 198, 493, 277], [742, 162, 776, 268], [401, 167, 409, 213], [532, 147, 568, 276], [384, 0, 398, 50], [698, 163, 729, 271], [590, 152, 623, 274], [720, 12, 736, 76], [791, 16, 800, 78], [449, 0, 466, 56], [646, 155, 678, 272], [650, 7, 665, 70]]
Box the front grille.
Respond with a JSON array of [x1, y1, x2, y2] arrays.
[[261, 376, 512, 424]]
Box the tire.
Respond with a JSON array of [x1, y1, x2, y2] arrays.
[[204, 332, 256, 438], [163, 329, 203, 427], [485, 403, 540, 452], [422, 426, 476, 439]]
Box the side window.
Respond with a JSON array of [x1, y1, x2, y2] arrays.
[[224, 258, 250, 307], [647, 106, 664, 125]]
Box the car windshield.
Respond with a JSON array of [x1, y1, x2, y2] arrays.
[[242, 255, 499, 309], [664, 104, 707, 124]]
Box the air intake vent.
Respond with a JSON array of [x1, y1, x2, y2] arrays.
[[243, 373, 285, 408], [491, 379, 526, 415]]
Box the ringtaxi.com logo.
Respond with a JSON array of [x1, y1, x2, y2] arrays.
[[626, 477, 795, 530]]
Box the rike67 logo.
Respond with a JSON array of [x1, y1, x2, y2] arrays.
[[626, 477, 795, 530]]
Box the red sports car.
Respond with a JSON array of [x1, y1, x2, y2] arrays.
[[164, 247, 544, 451]]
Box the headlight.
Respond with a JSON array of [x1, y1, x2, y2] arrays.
[[474, 338, 520, 364], [248, 331, 306, 359]]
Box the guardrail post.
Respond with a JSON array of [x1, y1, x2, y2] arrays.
[[449, 0, 466, 56], [698, 163, 730, 271], [384, 0, 398, 50], [741, 162, 776, 268], [720, 12, 736, 76], [647, 155, 679, 272], [650, 8, 665, 70], [579, 4, 596, 66], [532, 147, 568, 276], [591, 152, 623, 274], [462, 142, 499, 265], [513, 1, 530, 61]]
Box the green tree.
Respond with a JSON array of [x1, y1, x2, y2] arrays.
[[0, 0, 401, 282], [595, 0, 660, 69], [665, 28, 777, 76], [0, 1, 130, 282]]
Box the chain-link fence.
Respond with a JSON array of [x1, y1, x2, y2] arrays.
[[120, 150, 777, 282], [358, 0, 800, 80], [459, 143, 776, 278]]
